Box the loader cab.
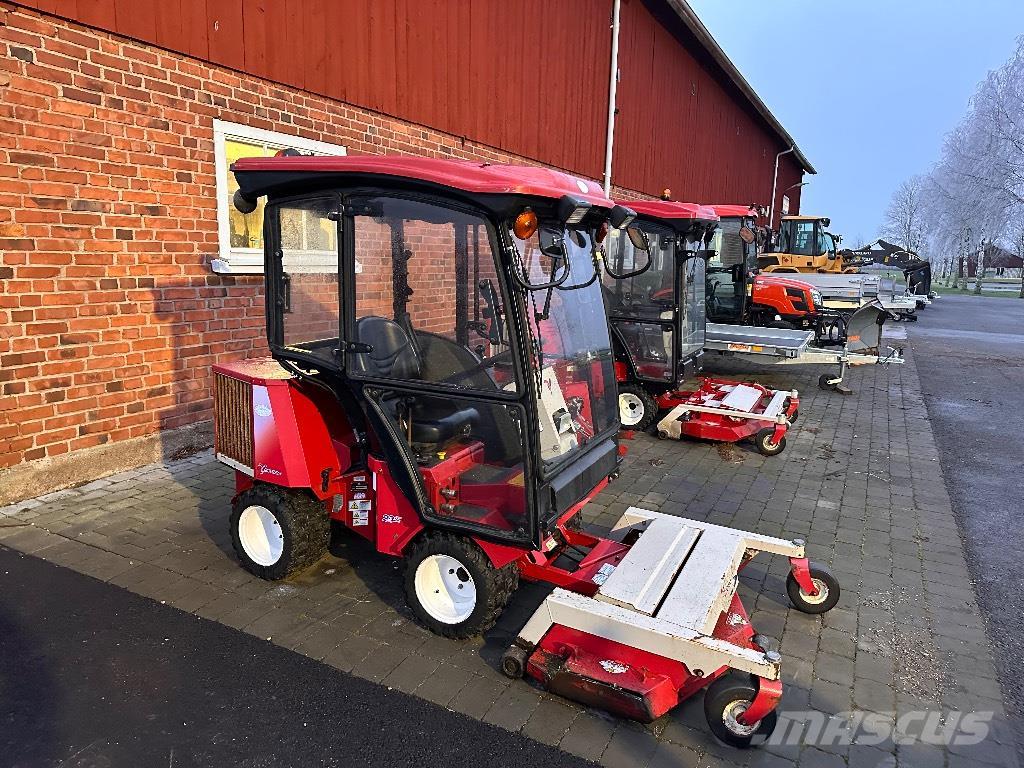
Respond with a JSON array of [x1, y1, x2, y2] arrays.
[[761, 215, 840, 273], [231, 156, 643, 550], [705, 205, 760, 323], [601, 201, 718, 387]]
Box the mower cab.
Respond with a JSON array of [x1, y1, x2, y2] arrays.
[[601, 200, 718, 395], [223, 155, 640, 558]]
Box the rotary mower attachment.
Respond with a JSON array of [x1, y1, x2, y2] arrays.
[[653, 378, 799, 456], [501, 508, 839, 747]]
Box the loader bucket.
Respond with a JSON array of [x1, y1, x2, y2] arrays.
[[843, 301, 887, 355]]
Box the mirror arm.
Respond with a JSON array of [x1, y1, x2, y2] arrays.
[[508, 244, 573, 291]]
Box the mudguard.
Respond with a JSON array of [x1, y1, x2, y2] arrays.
[[843, 301, 887, 355]]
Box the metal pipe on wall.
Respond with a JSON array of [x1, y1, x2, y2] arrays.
[[768, 145, 795, 227], [603, 0, 621, 197]]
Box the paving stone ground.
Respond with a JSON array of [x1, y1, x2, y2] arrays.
[[2, 341, 1019, 768]]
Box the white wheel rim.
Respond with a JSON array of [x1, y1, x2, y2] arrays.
[[800, 577, 829, 605], [414, 554, 477, 624], [619, 392, 646, 426], [722, 700, 759, 737], [238, 505, 284, 567]]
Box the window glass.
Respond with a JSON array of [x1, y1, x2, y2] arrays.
[[679, 256, 706, 360], [350, 197, 516, 393], [277, 199, 340, 364], [213, 120, 345, 274], [601, 226, 674, 320], [518, 227, 617, 466], [789, 221, 816, 256]]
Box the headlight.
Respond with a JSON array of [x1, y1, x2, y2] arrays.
[[810, 290, 823, 307]]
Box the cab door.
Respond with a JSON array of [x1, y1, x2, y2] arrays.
[[602, 224, 677, 384], [706, 217, 748, 323]]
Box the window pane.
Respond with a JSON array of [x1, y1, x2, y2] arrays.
[[226, 138, 270, 250], [350, 197, 517, 393], [278, 199, 340, 364]]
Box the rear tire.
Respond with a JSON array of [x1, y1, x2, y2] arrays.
[[617, 384, 657, 431], [230, 485, 329, 581], [704, 674, 778, 748], [404, 532, 518, 639], [754, 427, 786, 456]]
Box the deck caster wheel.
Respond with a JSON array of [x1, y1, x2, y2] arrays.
[[405, 533, 518, 639], [754, 428, 786, 457], [818, 374, 839, 392], [230, 485, 329, 581], [657, 429, 670, 440], [618, 384, 657, 431], [786, 407, 799, 425], [704, 674, 778, 748], [501, 645, 528, 679], [786, 561, 840, 614]]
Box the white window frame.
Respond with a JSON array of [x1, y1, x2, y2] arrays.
[[212, 119, 346, 274], [781, 194, 791, 216]]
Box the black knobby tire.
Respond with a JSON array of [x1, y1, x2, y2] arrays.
[[704, 673, 778, 748], [786, 561, 841, 614], [818, 373, 839, 392], [404, 532, 519, 639], [230, 484, 330, 581], [617, 383, 658, 431], [754, 427, 786, 457]]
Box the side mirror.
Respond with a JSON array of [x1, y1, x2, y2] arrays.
[[739, 226, 755, 245], [603, 226, 651, 280]]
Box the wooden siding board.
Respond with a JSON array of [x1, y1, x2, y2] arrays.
[[16, 0, 799, 205]]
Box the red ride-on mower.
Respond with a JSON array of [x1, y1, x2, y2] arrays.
[[602, 200, 796, 455], [215, 156, 839, 747]]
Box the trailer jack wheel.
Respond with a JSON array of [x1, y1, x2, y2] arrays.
[[818, 374, 839, 392], [754, 428, 786, 457], [786, 561, 840, 614], [704, 674, 779, 748]]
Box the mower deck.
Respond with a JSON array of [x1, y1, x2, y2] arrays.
[[512, 507, 804, 723], [653, 379, 796, 455]]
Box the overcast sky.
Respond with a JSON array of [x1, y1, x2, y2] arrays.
[[688, 1, 1024, 245]]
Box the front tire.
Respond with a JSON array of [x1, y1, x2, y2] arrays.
[[230, 485, 329, 580], [618, 384, 657, 431], [704, 674, 778, 748], [404, 533, 518, 639]]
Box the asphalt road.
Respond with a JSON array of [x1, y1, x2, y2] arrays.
[[0, 545, 592, 768], [907, 293, 1024, 759]]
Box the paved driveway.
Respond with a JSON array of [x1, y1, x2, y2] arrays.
[[1, 324, 1019, 768]]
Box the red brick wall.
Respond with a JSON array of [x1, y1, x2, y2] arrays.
[[0, 5, 641, 471]]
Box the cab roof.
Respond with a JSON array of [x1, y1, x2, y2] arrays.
[[708, 204, 757, 219], [623, 200, 719, 227], [232, 155, 614, 209], [781, 214, 827, 222]]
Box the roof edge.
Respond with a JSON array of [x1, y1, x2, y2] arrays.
[[667, 1, 816, 175]]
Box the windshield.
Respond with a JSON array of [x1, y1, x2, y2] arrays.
[[514, 224, 617, 468], [771, 219, 816, 256]]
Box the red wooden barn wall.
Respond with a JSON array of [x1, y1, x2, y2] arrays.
[[14, 0, 613, 180], [612, 0, 804, 213], [13, 0, 805, 210]]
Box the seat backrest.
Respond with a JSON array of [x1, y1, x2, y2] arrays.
[[351, 316, 421, 380]]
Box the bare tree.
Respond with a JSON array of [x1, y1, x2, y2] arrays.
[[881, 175, 928, 255]]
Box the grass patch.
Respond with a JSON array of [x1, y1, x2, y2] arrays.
[[936, 285, 1024, 298]]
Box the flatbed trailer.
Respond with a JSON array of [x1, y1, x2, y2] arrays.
[[791, 273, 919, 316], [704, 302, 904, 393]]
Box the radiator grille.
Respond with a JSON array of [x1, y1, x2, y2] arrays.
[[215, 372, 253, 472]]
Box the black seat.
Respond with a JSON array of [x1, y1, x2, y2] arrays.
[[351, 316, 477, 445]]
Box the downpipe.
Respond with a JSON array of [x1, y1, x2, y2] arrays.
[[602, 0, 621, 197]]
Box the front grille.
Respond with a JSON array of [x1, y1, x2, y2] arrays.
[[214, 372, 253, 472]]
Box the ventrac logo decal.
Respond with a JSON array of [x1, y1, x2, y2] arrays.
[[253, 403, 273, 418], [257, 463, 282, 477], [381, 514, 402, 524]]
